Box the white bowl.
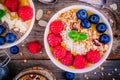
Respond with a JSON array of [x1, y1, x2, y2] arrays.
[[0, 0, 35, 49], [44, 5, 113, 73]]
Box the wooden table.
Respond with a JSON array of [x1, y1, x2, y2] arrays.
[[2, 0, 120, 80]]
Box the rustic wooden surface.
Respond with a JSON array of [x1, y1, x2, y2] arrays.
[[1, 0, 120, 80]]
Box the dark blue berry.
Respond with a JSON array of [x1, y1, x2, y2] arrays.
[[64, 72, 75, 80], [0, 36, 5, 45], [89, 14, 100, 24], [96, 23, 107, 33], [81, 19, 91, 28], [76, 9, 88, 20], [0, 25, 6, 35], [5, 33, 16, 43], [10, 46, 19, 54], [99, 34, 110, 44]]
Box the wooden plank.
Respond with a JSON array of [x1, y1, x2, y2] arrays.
[[6, 60, 120, 80], [0, 0, 120, 60]]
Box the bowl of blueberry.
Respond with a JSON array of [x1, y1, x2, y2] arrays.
[[44, 5, 113, 73], [0, 0, 35, 49]]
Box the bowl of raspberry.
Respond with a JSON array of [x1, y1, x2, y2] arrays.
[[0, 0, 35, 49], [44, 5, 113, 73]]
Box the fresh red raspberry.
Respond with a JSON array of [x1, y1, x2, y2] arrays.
[[27, 41, 42, 54], [73, 55, 87, 69], [47, 33, 62, 47], [18, 6, 33, 21], [86, 50, 100, 63], [61, 52, 74, 66], [53, 46, 67, 59], [50, 20, 64, 34], [4, 0, 19, 12]]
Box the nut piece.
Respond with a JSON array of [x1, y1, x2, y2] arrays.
[[110, 3, 117, 11], [38, 20, 48, 27], [19, 52, 23, 56], [23, 59, 27, 63], [36, 9, 43, 20], [46, 10, 51, 15]]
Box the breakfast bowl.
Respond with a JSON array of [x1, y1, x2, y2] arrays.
[[44, 5, 113, 73], [0, 0, 35, 49], [14, 67, 56, 80]]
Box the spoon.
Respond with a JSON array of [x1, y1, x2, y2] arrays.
[[38, 0, 57, 4]]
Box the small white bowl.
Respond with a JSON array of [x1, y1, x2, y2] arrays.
[[0, 0, 35, 49], [44, 5, 113, 73]]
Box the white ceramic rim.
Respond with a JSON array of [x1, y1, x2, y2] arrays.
[[44, 5, 113, 73], [0, 0, 35, 49]]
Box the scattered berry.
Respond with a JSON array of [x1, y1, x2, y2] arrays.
[[5, 33, 16, 43], [99, 34, 110, 44], [76, 9, 88, 20], [73, 55, 87, 69], [0, 36, 5, 45], [61, 52, 73, 66], [50, 20, 64, 34], [53, 46, 67, 59], [10, 46, 19, 54], [86, 50, 100, 63], [4, 0, 19, 12], [64, 72, 75, 80], [27, 41, 42, 54], [18, 6, 33, 21], [96, 23, 107, 33], [47, 33, 62, 47], [0, 25, 6, 35], [89, 14, 100, 24], [81, 19, 91, 28]]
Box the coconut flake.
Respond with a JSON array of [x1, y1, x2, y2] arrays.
[[110, 3, 117, 10]]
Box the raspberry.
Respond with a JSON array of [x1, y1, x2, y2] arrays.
[[18, 6, 33, 21], [28, 41, 42, 54], [53, 46, 67, 59], [86, 50, 100, 63], [50, 20, 64, 34], [73, 55, 87, 69], [4, 0, 19, 12], [48, 33, 62, 47], [61, 52, 74, 66]]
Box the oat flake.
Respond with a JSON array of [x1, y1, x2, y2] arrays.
[[38, 20, 48, 27], [36, 9, 43, 20]]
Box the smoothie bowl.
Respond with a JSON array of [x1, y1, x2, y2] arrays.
[[44, 5, 113, 73], [0, 0, 35, 49]]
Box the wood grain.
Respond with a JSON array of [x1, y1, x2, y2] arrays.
[[7, 60, 120, 80]]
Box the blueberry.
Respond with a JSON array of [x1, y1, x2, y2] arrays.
[[10, 46, 19, 54], [0, 25, 6, 35], [76, 9, 88, 20], [81, 20, 91, 28], [99, 34, 110, 44], [89, 14, 100, 24], [64, 72, 75, 80], [96, 23, 107, 33], [0, 36, 5, 45], [5, 33, 16, 43]]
